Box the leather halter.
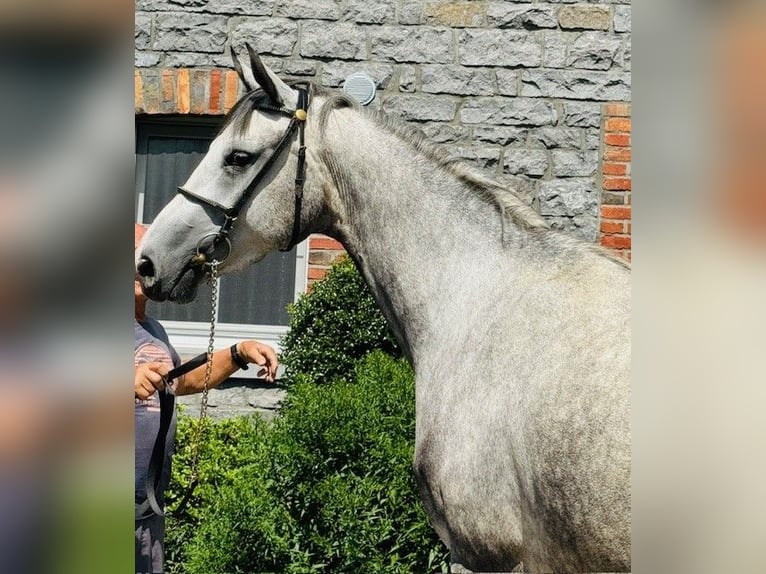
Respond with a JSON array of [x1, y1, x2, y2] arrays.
[[177, 84, 310, 266]]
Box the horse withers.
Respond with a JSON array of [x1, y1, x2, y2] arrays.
[[137, 45, 630, 573]]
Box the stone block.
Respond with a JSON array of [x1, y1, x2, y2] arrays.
[[614, 6, 631, 33], [213, 0, 274, 15], [563, 102, 602, 127], [154, 13, 228, 53], [381, 94, 458, 122], [135, 13, 152, 50], [321, 61, 394, 89], [529, 127, 582, 149], [424, 1, 486, 27], [503, 148, 548, 177], [567, 32, 621, 71], [302, 21, 366, 60], [275, 0, 341, 20], [460, 97, 557, 126], [283, 60, 317, 76], [399, 0, 423, 24], [473, 126, 528, 146], [398, 65, 417, 92], [520, 69, 630, 101], [232, 18, 298, 57], [539, 178, 598, 217], [446, 146, 500, 172], [487, 4, 557, 29], [421, 65, 494, 95], [551, 150, 598, 177], [621, 40, 631, 71], [343, 0, 395, 23], [584, 127, 600, 150], [547, 214, 598, 242], [558, 5, 611, 31], [420, 123, 473, 144], [370, 26, 453, 63], [542, 31, 568, 68], [459, 29, 542, 67], [495, 69, 518, 96], [135, 51, 161, 67]]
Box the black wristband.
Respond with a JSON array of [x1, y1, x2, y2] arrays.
[[230, 344, 249, 370]]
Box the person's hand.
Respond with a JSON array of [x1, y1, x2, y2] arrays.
[[238, 341, 278, 382], [134, 362, 168, 400]]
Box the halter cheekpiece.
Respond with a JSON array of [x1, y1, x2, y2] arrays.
[[177, 83, 311, 267]]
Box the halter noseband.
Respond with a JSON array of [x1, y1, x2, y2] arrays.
[[177, 84, 310, 267]]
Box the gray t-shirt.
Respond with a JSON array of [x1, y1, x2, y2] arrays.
[[135, 317, 181, 573]]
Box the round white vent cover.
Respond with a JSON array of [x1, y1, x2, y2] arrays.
[[342, 72, 376, 106]]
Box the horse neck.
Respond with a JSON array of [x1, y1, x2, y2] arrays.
[[319, 108, 522, 365]]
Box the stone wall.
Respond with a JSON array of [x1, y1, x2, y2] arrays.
[[135, 0, 631, 244]]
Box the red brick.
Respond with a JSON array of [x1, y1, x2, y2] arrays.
[[209, 70, 222, 114], [601, 235, 632, 249], [191, 70, 207, 114], [600, 220, 625, 234], [134, 70, 144, 112], [603, 177, 632, 191], [605, 133, 631, 147], [603, 162, 628, 176], [605, 103, 631, 117], [177, 69, 190, 114], [601, 205, 631, 220], [161, 69, 174, 102], [605, 117, 631, 133], [604, 148, 632, 162], [224, 70, 239, 112], [309, 236, 344, 250], [308, 267, 328, 281]]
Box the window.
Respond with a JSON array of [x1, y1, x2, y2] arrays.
[[135, 116, 307, 357]]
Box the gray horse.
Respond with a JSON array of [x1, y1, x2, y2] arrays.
[[137, 47, 630, 573]]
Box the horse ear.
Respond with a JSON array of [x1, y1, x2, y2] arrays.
[[229, 45, 257, 92], [245, 43, 297, 109]]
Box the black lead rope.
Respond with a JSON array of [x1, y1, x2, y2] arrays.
[[136, 352, 208, 520]]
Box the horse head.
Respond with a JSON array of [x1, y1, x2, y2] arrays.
[[137, 46, 329, 303]]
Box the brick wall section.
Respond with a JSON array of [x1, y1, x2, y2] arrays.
[[307, 236, 346, 286], [599, 103, 631, 260], [136, 0, 631, 246]]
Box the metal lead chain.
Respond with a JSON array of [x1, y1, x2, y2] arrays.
[[183, 260, 219, 507]]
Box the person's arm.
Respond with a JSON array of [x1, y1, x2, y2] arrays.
[[174, 340, 278, 396]]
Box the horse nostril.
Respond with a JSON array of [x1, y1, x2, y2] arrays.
[[136, 256, 155, 278]]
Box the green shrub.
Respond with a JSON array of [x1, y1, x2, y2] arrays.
[[164, 414, 274, 573], [179, 352, 448, 574], [279, 256, 401, 385]]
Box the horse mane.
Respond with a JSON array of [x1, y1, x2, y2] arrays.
[[315, 89, 549, 234]]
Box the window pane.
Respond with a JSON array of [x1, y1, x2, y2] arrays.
[[219, 250, 295, 326], [139, 132, 213, 322]]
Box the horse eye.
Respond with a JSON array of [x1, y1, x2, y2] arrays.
[[224, 151, 254, 168]]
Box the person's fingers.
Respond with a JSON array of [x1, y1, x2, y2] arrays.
[[146, 361, 169, 378], [143, 363, 167, 389]]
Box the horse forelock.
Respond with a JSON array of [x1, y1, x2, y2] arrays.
[[219, 79, 323, 138]]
